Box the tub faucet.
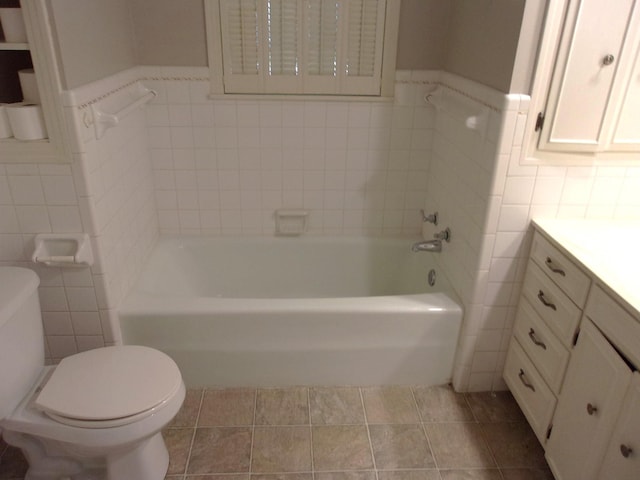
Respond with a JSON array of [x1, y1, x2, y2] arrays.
[[411, 240, 442, 253]]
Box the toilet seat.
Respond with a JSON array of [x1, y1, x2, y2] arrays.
[[35, 346, 182, 428]]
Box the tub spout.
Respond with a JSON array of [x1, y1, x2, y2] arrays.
[[411, 240, 442, 253]]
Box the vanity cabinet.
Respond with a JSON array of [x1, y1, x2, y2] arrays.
[[537, 0, 640, 153], [505, 221, 640, 480], [504, 231, 590, 444], [545, 319, 632, 480]]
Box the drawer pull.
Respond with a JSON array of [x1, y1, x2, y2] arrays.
[[537, 290, 557, 311], [587, 403, 598, 416], [518, 369, 536, 392], [620, 444, 633, 458], [545, 257, 566, 276], [528, 328, 547, 350]]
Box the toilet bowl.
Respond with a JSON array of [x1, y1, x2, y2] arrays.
[[0, 267, 185, 480]]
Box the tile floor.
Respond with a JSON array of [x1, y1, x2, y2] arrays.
[[0, 386, 553, 480]]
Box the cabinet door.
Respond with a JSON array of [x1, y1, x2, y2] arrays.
[[598, 372, 640, 479], [539, 0, 637, 152], [545, 319, 632, 480]]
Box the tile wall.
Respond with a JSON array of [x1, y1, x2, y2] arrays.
[[141, 67, 438, 236], [0, 161, 100, 362], [435, 74, 640, 392], [62, 68, 159, 346]]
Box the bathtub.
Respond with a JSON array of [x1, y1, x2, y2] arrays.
[[119, 236, 463, 386]]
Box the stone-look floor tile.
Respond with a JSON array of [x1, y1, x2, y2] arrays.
[[424, 423, 496, 469], [188, 476, 250, 480], [465, 391, 525, 423], [361, 387, 420, 424], [252, 475, 312, 480], [198, 389, 256, 426], [316, 472, 377, 480], [251, 426, 311, 473], [369, 424, 435, 469], [312, 425, 374, 471], [480, 423, 546, 468], [438, 469, 502, 480], [0, 445, 28, 480], [169, 388, 203, 427], [500, 469, 555, 480], [187, 427, 252, 474], [255, 388, 309, 425], [377, 471, 440, 480], [162, 428, 193, 475], [310, 387, 365, 425], [413, 385, 474, 423]]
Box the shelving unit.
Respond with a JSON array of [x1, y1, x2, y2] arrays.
[[0, 0, 69, 163]]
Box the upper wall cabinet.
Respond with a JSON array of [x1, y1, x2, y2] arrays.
[[536, 0, 640, 154], [0, 0, 68, 163]]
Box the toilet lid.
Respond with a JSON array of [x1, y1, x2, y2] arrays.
[[35, 346, 182, 422]]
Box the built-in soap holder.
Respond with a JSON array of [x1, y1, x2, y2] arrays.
[[275, 209, 309, 236], [32, 234, 94, 268]]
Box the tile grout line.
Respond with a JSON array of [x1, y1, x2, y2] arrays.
[[463, 392, 505, 479], [308, 387, 315, 480], [182, 388, 205, 479], [409, 386, 440, 472], [358, 387, 380, 480], [248, 388, 259, 477]]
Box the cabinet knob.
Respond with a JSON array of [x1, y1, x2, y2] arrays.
[[602, 54, 615, 66], [586, 403, 598, 415], [620, 444, 633, 458]]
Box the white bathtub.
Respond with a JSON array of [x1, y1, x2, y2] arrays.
[[119, 236, 463, 386]]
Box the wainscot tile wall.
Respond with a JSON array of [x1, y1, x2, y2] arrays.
[[141, 67, 438, 236], [433, 73, 640, 392]]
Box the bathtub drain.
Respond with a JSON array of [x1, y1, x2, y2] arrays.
[[427, 269, 436, 287]]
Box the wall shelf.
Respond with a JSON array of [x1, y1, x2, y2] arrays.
[[0, 42, 29, 50]]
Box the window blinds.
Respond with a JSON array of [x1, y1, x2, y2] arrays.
[[219, 0, 386, 95]]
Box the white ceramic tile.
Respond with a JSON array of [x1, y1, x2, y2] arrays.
[[42, 312, 73, 335], [76, 335, 105, 353], [8, 175, 45, 205], [71, 311, 103, 335], [48, 206, 83, 233], [47, 335, 78, 359], [15, 206, 51, 233], [38, 286, 69, 311], [0, 206, 19, 233]]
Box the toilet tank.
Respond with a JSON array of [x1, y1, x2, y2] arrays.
[[0, 267, 44, 420]]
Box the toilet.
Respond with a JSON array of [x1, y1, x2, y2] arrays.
[[0, 267, 185, 480]]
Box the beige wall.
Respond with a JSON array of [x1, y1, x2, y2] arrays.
[[129, 0, 207, 66], [445, 0, 526, 93], [395, 0, 451, 70], [48, 0, 137, 89], [48, 0, 530, 93]]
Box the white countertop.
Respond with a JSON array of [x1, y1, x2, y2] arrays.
[[533, 218, 640, 316]]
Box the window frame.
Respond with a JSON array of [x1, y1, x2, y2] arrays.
[[204, 0, 401, 98]]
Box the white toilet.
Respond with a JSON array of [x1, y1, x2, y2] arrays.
[[0, 267, 186, 480]]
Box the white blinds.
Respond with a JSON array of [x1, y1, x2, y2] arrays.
[[219, 0, 386, 95]]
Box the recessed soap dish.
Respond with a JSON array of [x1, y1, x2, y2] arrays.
[[275, 209, 309, 236], [32, 233, 94, 268]]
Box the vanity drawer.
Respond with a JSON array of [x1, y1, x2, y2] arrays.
[[585, 285, 640, 369], [504, 339, 556, 446], [514, 298, 570, 394], [530, 232, 590, 307], [522, 261, 582, 347]]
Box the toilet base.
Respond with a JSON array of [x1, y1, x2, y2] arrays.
[[107, 432, 169, 480], [3, 430, 169, 480]]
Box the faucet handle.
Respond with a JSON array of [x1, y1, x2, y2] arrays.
[[433, 227, 451, 242], [420, 209, 438, 225]]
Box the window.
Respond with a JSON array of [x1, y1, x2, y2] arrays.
[[205, 0, 400, 97]]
